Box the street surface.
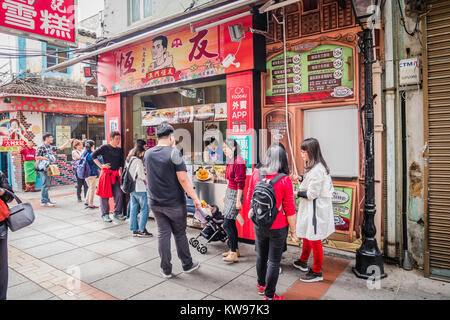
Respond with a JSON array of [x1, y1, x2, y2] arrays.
[[6, 185, 450, 300]]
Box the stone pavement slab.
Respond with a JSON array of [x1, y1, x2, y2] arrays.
[[23, 240, 77, 259], [42, 248, 103, 271], [128, 281, 208, 300], [7, 281, 55, 300], [107, 243, 160, 266], [9, 234, 59, 250], [170, 263, 241, 295], [6, 185, 450, 301], [64, 231, 114, 247], [84, 238, 138, 256], [91, 267, 164, 300], [75, 257, 130, 284], [211, 273, 290, 300]]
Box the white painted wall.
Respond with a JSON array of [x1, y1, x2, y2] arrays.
[[102, 0, 215, 36]]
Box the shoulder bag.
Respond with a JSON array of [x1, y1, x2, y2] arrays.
[[5, 190, 35, 232]]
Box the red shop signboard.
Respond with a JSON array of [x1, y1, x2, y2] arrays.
[[98, 14, 254, 96], [0, 0, 76, 46]]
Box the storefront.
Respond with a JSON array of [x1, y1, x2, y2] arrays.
[[98, 11, 265, 238], [262, 0, 383, 251], [0, 78, 106, 191]]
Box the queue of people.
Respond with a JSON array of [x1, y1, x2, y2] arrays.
[[10, 123, 334, 301]]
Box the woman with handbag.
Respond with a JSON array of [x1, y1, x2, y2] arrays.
[[221, 139, 246, 263], [72, 140, 88, 203], [0, 170, 15, 300]]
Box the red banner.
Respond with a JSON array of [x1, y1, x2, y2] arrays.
[[141, 67, 182, 83], [0, 0, 76, 45]]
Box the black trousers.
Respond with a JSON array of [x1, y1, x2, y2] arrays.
[[255, 225, 289, 298], [224, 218, 239, 252], [76, 177, 88, 201], [0, 233, 7, 300]]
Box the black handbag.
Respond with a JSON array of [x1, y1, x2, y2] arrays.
[[5, 190, 35, 232]]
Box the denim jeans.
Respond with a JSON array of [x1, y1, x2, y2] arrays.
[[129, 191, 149, 232], [40, 171, 52, 204], [255, 225, 289, 299]]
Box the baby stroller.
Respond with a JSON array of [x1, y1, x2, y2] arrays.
[[189, 205, 228, 254]]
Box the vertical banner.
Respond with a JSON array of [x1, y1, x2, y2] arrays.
[[227, 71, 254, 169]]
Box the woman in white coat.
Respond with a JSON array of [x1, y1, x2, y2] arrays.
[[293, 138, 335, 282]]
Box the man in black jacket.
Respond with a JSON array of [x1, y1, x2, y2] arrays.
[[0, 170, 14, 300]]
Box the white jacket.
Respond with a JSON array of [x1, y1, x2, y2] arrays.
[[128, 157, 147, 193], [296, 163, 335, 241]]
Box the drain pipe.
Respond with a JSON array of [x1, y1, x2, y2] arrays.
[[401, 91, 413, 270], [273, 9, 298, 176], [384, 0, 397, 259]]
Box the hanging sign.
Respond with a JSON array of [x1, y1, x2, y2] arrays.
[[98, 15, 254, 96], [0, 0, 76, 46], [0, 118, 28, 152]]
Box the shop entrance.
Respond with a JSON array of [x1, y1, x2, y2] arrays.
[[133, 80, 229, 212]]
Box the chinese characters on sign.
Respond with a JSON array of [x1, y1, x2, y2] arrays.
[[266, 44, 354, 104], [98, 14, 254, 95], [0, 0, 75, 44], [229, 86, 251, 134]]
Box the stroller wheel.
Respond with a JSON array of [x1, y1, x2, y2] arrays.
[[191, 239, 199, 248], [197, 245, 208, 255]]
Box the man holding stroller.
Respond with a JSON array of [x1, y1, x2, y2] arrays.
[[144, 122, 201, 278]]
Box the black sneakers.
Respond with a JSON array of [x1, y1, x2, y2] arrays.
[[300, 269, 324, 283], [133, 229, 153, 238], [183, 261, 200, 273], [293, 260, 309, 272]]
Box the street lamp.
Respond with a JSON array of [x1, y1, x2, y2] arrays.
[[350, 0, 387, 280]]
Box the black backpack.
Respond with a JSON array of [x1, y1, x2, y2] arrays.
[[120, 158, 138, 194], [250, 171, 287, 229]]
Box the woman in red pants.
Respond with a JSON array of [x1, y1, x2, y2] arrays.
[[293, 138, 335, 282]]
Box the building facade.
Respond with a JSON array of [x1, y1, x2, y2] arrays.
[[0, 28, 106, 191]]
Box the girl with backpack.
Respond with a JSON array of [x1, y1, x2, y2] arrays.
[[72, 140, 88, 203], [293, 138, 335, 283], [247, 144, 299, 300], [222, 139, 247, 263], [82, 140, 100, 209], [127, 145, 152, 238]]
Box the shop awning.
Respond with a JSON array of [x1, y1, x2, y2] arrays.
[[45, 0, 262, 73]]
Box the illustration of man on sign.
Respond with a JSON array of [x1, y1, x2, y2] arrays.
[[148, 36, 174, 71]]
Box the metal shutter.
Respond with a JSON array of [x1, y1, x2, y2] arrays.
[[424, 0, 450, 280]]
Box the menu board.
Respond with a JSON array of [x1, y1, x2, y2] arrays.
[[142, 103, 227, 126], [266, 44, 354, 104]]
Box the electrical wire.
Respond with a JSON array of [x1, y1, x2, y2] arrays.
[[397, 0, 420, 37], [273, 10, 298, 176]]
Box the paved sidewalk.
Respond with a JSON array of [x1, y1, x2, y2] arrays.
[[5, 185, 450, 300]]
